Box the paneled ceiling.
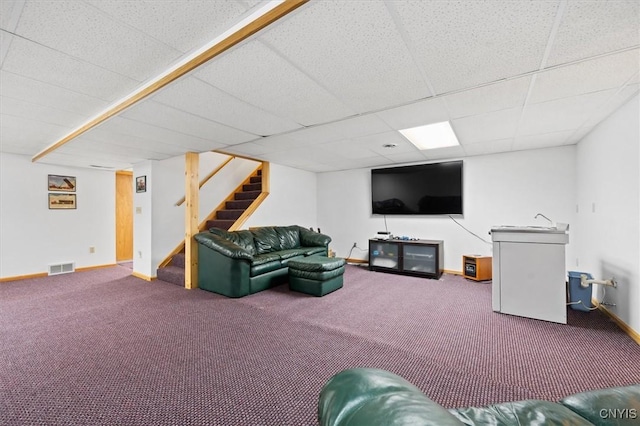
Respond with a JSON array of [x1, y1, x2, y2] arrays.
[[1, 0, 638, 172]]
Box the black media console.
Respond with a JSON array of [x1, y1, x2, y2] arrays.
[[368, 239, 444, 279]]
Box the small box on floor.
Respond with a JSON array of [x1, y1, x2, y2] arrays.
[[463, 255, 492, 281]]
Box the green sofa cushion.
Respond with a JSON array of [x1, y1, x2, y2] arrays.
[[250, 260, 282, 277], [194, 232, 253, 260], [289, 256, 345, 272], [276, 225, 301, 250], [209, 227, 257, 255], [276, 248, 309, 260], [251, 252, 281, 266], [450, 401, 594, 426], [252, 227, 282, 254], [290, 265, 345, 281]]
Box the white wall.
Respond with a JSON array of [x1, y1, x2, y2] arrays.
[[243, 163, 318, 229], [317, 145, 577, 272], [0, 152, 115, 278], [575, 93, 639, 334]]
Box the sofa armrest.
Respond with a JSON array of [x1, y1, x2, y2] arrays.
[[560, 384, 640, 425], [299, 227, 331, 247], [318, 368, 464, 426], [194, 232, 253, 260]]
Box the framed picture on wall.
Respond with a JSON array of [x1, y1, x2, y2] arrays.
[[136, 175, 147, 193], [49, 193, 77, 209], [48, 174, 76, 192]]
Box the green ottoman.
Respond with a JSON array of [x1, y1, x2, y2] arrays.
[[288, 256, 346, 296]]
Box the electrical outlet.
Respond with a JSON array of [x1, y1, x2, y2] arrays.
[[89, 246, 95, 254], [138, 251, 142, 258]]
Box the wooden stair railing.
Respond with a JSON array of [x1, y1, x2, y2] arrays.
[[174, 156, 234, 206], [158, 159, 270, 270]]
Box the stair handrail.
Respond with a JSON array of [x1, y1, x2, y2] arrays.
[[175, 155, 235, 206], [157, 159, 269, 269]]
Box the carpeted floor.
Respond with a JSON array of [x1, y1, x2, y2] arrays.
[[1, 264, 638, 425]]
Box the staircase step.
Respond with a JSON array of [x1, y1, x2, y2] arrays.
[[243, 183, 262, 192], [170, 252, 185, 268], [206, 219, 235, 230], [235, 190, 261, 200], [217, 209, 244, 220], [156, 265, 184, 287], [250, 176, 262, 184], [226, 199, 253, 210]]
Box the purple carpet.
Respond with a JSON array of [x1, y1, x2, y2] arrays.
[[1, 265, 638, 425]]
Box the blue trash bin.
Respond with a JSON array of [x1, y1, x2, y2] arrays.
[[568, 271, 594, 312]]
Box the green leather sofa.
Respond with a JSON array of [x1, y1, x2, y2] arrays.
[[193, 225, 330, 297], [318, 368, 640, 426]]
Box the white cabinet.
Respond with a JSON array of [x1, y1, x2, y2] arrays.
[[491, 227, 569, 324]]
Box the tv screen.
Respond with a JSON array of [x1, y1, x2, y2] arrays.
[[371, 161, 463, 215]]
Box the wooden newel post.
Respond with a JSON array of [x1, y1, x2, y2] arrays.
[[185, 152, 199, 289]]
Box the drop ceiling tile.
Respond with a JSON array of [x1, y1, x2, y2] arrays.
[[260, 0, 432, 113], [513, 130, 574, 150], [15, 0, 182, 81], [153, 76, 302, 136], [1, 0, 23, 31], [462, 139, 514, 157], [121, 100, 258, 145], [381, 151, 429, 164], [271, 124, 348, 147], [64, 135, 172, 161], [375, 97, 450, 130], [422, 145, 466, 161], [1, 96, 89, 128], [391, 1, 557, 94], [253, 133, 310, 152], [444, 76, 531, 119], [2, 37, 139, 102], [80, 126, 188, 158], [57, 144, 146, 166], [217, 141, 271, 157], [317, 114, 392, 141], [352, 131, 418, 156], [36, 151, 133, 170], [452, 107, 523, 144], [1, 114, 72, 152], [85, 0, 250, 53], [518, 89, 617, 136], [1, 71, 109, 116], [93, 116, 226, 153], [195, 40, 355, 126], [547, 1, 640, 66], [317, 139, 379, 160], [530, 49, 640, 104]]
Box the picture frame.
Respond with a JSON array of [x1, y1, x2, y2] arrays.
[[136, 175, 147, 193], [49, 193, 77, 210], [48, 174, 76, 192]]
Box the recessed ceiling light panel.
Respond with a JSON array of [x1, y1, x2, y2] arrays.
[[399, 121, 460, 150]]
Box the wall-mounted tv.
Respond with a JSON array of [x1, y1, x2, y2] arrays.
[[371, 160, 463, 215]]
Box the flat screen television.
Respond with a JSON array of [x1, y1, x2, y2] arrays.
[[371, 160, 463, 215]]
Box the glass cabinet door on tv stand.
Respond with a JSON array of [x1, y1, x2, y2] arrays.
[[369, 239, 443, 279]]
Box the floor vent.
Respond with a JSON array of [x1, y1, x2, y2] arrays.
[[48, 262, 75, 276]]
